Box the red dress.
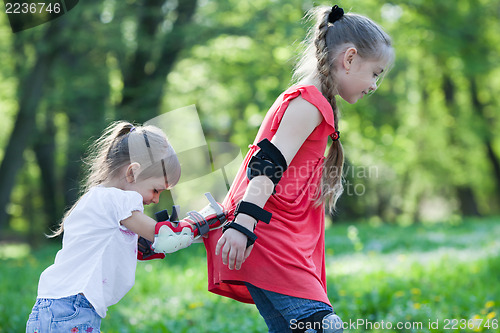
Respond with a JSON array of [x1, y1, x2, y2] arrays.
[[204, 85, 336, 306]]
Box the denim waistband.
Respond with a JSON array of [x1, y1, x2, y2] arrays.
[[75, 293, 93, 308], [36, 293, 93, 309]]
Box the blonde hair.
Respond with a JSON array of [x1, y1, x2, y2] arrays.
[[293, 6, 394, 213], [50, 121, 181, 236]]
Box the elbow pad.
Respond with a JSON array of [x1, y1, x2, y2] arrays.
[[246, 139, 288, 191]]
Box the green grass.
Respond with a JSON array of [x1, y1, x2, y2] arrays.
[[1, 217, 499, 332]]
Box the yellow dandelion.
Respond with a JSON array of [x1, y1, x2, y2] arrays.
[[486, 312, 496, 320], [188, 301, 204, 310], [413, 303, 421, 309], [472, 315, 483, 332], [411, 288, 421, 295], [485, 301, 495, 308]]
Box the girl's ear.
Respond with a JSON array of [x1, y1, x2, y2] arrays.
[[343, 47, 358, 71], [126, 162, 141, 183]]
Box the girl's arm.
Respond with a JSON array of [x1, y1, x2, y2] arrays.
[[215, 96, 323, 270], [121, 211, 156, 242]]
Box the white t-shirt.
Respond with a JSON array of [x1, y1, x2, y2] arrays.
[[37, 186, 144, 318]]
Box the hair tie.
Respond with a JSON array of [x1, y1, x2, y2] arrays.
[[328, 5, 344, 24], [130, 126, 136, 133], [330, 131, 340, 141]]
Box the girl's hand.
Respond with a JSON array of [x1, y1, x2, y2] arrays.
[[215, 221, 254, 270]]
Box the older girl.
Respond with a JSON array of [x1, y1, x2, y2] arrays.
[[205, 5, 394, 333]]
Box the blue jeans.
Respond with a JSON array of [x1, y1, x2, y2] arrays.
[[245, 283, 335, 333], [26, 294, 101, 333]]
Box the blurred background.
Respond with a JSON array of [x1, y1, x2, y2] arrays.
[[0, 0, 499, 332], [1, 0, 500, 242]]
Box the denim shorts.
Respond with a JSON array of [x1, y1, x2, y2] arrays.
[[245, 283, 334, 333], [26, 294, 101, 333]]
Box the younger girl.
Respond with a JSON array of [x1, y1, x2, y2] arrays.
[[204, 5, 394, 333], [26, 121, 181, 332]]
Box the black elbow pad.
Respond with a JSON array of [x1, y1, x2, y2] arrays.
[[246, 139, 288, 190]]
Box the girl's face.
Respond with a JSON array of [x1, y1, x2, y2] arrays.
[[127, 176, 167, 205], [336, 48, 387, 104]]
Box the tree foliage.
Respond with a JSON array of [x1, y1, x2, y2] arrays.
[[0, 0, 499, 241]]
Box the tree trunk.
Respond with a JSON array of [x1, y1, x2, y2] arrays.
[[442, 74, 481, 216], [59, 56, 109, 208], [470, 78, 500, 201], [456, 187, 481, 217], [0, 23, 60, 231], [33, 113, 60, 229], [119, 0, 198, 121]]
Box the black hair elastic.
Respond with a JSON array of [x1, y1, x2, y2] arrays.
[[328, 5, 344, 24], [330, 131, 340, 141]]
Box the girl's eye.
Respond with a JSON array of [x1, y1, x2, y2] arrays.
[[154, 189, 159, 194], [373, 73, 379, 78]]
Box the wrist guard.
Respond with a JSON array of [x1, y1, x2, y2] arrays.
[[223, 222, 257, 248], [222, 200, 272, 248], [152, 219, 195, 254], [137, 235, 166, 260], [152, 193, 228, 254], [183, 193, 227, 239], [234, 200, 272, 224], [137, 206, 181, 260]]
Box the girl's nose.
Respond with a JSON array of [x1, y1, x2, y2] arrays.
[[152, 194, 160, 204], [369, 81, 378, 92]]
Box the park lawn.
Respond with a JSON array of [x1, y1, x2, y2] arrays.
[[1, 217, 499, 333]]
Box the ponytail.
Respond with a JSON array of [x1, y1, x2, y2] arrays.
[[314, 7, 345, 213], [49, 122, 135, 237]]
